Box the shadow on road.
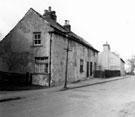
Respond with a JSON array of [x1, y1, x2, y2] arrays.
[[0, 84, 47, 91], [0, 97, 21, 103]]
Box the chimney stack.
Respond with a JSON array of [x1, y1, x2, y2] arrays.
[[103, 42, 110, 52], [63, 20, 71, 31], [43, 6, 57, 21]]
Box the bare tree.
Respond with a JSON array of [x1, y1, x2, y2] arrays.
[[127, 55, 135, 74]]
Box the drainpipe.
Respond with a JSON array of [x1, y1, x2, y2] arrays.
[[49, 33, 52, 87], [108, 51, 109, 70]]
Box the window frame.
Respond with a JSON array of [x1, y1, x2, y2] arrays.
[[34, 57, 49, 74], [33, 32, 41, 45], [80, 59, 84, 73]]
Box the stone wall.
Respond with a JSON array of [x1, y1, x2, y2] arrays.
[[51, 33, 98, 85], [51, 34, 67, 84], [0, 9, 52, 85]]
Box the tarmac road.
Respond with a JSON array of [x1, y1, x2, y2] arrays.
[[0, 76, 134, 117]]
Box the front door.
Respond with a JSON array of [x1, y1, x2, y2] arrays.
[[90, 62, 93, 76], [86, 62, 89, 77]]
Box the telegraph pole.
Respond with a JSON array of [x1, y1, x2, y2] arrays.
[[64, 35, 71, 89]]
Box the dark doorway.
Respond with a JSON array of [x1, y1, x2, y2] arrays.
[[90, 62, 93, 76], [86, 62, 89, 77]]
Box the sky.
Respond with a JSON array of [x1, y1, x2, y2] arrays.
[[0, 0, 135, 62]]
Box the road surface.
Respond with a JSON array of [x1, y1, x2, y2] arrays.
[[0, 76, 135, 117]]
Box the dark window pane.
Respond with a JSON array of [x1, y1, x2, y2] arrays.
[[80, 59, 83, 73], [38, 40, 41, 44], [35, 35, 38, 39], [35, 40, 38, 44], [38, 34, 41, 39]]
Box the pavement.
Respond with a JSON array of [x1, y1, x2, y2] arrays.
[[0, 76, 129, 102]]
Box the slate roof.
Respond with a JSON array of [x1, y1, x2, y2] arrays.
[[31, 8, 67, 33], [31, 8, 99, 52], [120, 58, 125, 63], [111, 52, 125, 63]]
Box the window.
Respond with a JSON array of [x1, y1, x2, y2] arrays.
[[33, 32, 41, 45], [110, 58, 115, 64], [35, 57, 49, 73], [80, 59, 84, 73], [93, 52, 95, 56], [35, 57, 48, 61]]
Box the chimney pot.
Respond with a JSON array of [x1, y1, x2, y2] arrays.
[[44, 10, 48, 13], [49, 6, 51, 12], [65, 20, 70, 25], [64, 20, 71, 31], [52, 11, 56, 15], [65, 20, 68, 25]]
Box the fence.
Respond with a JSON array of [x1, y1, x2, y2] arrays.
[[94, 70, 120, 78], [0, 71, 32, 85]]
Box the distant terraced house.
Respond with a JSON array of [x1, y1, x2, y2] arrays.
[[97, 42, 125, 77], [0, 7, 98, 86]]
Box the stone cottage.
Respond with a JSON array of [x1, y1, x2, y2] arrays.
[[97, 42, 125, 76], [0, 7, 99, 86]]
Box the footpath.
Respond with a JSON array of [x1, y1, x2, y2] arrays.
[[0, 76, 129, 102]]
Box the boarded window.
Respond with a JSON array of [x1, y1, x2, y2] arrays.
[[33, 32, 41, 45], [35, 57, 48, 73], [45, 63, 48, 73], [80, 59, 84, 73]]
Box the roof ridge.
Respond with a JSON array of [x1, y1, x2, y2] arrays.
[[29, 8, 99, 52]]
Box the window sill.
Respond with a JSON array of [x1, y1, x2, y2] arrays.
[[80, 71, 84, 73], [30, 45, 44, 47]]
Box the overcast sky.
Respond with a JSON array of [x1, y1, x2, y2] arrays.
[[0, 0, 135, 61]]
